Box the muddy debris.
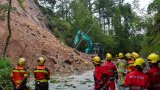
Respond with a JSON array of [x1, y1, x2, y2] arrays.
[[0, 0, 94, 75]]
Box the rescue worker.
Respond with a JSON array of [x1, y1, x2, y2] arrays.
[[117, 53, 127, 90], [146, 53, 160, 90], [92, 56, 109, 90], [125, 53, 134, 74], [126, 52, 139, 74], [11, 58, 28, 90], [125, 53, 133, 64], [34, 57, 50, 90], [131, 52, 139, 60], [125, 58, 150, 90], [114, 55, 118, 62], [103, 53, 118, 90]]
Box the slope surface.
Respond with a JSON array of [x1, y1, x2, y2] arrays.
[[0, 0, 93, 75]]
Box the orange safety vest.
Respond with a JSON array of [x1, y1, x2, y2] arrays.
[[126, 59, 135, 74], [11, 66, 28, 85], [34, 66, 50, 82]]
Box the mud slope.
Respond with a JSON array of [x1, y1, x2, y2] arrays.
[[0, 0, 93, 74]]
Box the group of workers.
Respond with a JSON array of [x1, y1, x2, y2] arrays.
[[10, 52, 160, 90], [92, 52, 160, 90], [10, 57, 50, 90]]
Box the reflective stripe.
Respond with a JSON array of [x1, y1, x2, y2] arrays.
[[36, 79, 48, 82], [15, 80, 22, 84], [12, 70, 25, 72], [34, 70, 48, 73], [150, 84, 160, 88], [130, 86, 142, 90], [10, 72, 13, 77], [107, 70, 113, 72], [24, 74, 28, 77]]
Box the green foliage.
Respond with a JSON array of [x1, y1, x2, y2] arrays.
[[37, 0, 143, 55], [140, 0, 160, 55], [0, 57, 13, 90], [69, 1, 115, 53], [0, 3, 9, 21], [17, 0, 25, 11]]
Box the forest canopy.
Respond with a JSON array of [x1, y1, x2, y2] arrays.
[[35, 0, 159, 55]]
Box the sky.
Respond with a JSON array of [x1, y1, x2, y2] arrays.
[[124, 0, 154, 16], [124, 0, 153, 9]]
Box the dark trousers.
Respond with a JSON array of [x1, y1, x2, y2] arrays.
[[35, 82, 49, 90], [13, 85, 28, 90]]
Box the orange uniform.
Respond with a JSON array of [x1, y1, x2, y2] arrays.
[[34, 65, 50, 90], [126, 58, 135, 74], [11, 66, 28, 90]]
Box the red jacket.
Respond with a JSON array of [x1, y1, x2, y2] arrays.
[[146, 66, 160, 90], [94, 66, 109, 90], [125, 70, 150, 90], [103, 61, 117, 78], [11, 66, 28, 86]]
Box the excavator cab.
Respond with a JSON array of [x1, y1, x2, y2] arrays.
[[91, 43, 104, 59], [73, 30, 104, 59]]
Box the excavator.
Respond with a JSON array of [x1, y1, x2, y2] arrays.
[[73, 30, 104, 59]]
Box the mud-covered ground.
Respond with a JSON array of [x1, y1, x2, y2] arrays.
[[29, 70, 94, 90]]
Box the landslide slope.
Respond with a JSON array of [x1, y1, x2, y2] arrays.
[[0, 0, 93, 75]]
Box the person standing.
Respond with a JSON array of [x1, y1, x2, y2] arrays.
[[92, 56, 110, 90], [117, 53, 127, 90], [126, 52, 139, 74], [11, 58, 28, 90], [103, 53, 118, 90], [34, 57, 50, 90], [146, 53, 160, 90], [125, 58, 150, 90]]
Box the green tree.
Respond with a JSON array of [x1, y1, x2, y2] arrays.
[[141, 0, 160, 54], [0, 3, 8, 20], [0, 57, 13, 89]]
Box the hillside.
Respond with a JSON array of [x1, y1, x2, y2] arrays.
[[0, 0, 93, 75]]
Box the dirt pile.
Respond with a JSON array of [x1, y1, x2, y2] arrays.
[[0, 0, 93, 75]]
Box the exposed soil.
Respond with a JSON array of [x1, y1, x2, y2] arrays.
[[0, 0, 94, 75]]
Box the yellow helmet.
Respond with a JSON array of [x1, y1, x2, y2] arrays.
[[106, 53, 112, 60], [118, 53, 123, 58], [125, 53, 131, 59], [92, 56, 101, 65], [147, 53, 160, 63], [37, 57, 46, 65], [133, 58, 145, 68], [131, 52, 139, 59], [18, 58, 26, 66]]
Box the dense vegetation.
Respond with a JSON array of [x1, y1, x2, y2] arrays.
[[36, 0, 146, 55], [0, 57, 13, 90], [1, 0, 160, 56]]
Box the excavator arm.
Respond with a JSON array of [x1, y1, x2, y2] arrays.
[[73, 30, 93, 53]]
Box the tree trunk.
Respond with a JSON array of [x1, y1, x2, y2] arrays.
[[3, 0, 12, 57]]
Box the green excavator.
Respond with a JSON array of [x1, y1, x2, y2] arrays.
[[73, 30, 104, 59]]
